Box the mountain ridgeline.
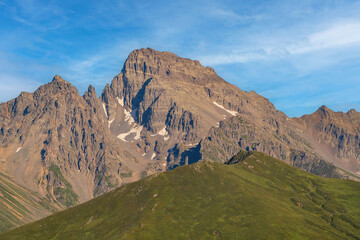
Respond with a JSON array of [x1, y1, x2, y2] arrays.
[[2, 151, 359, 239], [0, 48, 359, 231]]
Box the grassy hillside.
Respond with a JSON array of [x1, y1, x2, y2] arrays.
[[0, 172, 57, 233], [1, 151, 360, 239]]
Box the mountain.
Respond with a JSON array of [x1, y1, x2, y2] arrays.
[[0, 48, 359, 231], [2, 151, 359, 239], [101, 48, 359, 179], [0, 76, 126, 206], [101, 48, 283, 168]]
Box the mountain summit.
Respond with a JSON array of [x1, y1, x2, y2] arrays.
[[52, 74, 66, 82]]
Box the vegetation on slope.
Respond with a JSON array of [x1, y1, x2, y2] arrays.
[[0, 172, 57, 233], [1, 151, 360, 239], [45, 164, 78, 208]]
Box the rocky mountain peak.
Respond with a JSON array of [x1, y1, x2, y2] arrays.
[[33, 75, 78, 100], [319, 105, 330, 111], [315, 105, 333, 118], [122, 48, 222, 85], [85, 85, 97, 98], [52, 75, 66, 83], [50, 75, 73, 88], [347, 108, 359, 115], [49, 75, 74, 90]]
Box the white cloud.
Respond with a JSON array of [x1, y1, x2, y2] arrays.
[[199, 20, 360, 66], [198, 52, 266, 66], [208, 8, 265, 23], [288, 21, 360, 54]]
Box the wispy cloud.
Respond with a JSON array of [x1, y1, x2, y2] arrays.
[[6, 0, 69, 31], [198, 52, 266, 65], [199, 20, 360, 66], [207, 7, 266, 23], [61, 39, 147, 94], [288, 21, 360, 54]]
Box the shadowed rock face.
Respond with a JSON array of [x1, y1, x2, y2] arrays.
[[0, 48, 359, 230], [102, 48, 289, 168], [294, 106, 360, 176], [103, 48, 229, 141], [102, 48, 358, 179], [0, 76, 135, 208]]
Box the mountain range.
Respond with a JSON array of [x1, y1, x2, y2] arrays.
[[0, 48, 359, 232]]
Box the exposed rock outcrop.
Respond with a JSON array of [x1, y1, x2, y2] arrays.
[[101, 48, 354, 178], [294, 105, 360, 176], [0, 76, 135, 207]]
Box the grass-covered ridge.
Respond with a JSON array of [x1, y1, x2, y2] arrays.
[[1, 151, 360, 239]]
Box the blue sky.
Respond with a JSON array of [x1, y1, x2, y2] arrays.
[[0, 0, 360, 117]]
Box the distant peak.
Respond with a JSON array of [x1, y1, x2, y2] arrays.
[[138, 47, 156, 53], [127, 48, 177, 60], [83, 84, 97, 100], [121, 48, 223, 85], [318, 105, 332, 112], [31, 74, 78, 101], [52, 75, 66, 82], [49, 75, 73, 88], [347, 108, 358, 114], [87, 85, 96, 95], [312, 105, 333, 118]]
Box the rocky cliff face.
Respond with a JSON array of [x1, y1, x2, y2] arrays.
[[103, 49, 229, 142], [0, 48, 359, 219], [198, 112, 341, 178], [294, 106, 360, 176], [101, 49, 290, 169], [0, 76, 138, 207], [101, 48, 356, 178]]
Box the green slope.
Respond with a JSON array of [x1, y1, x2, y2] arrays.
[[1, 151, 360, 239], [0, 172, 57, 233]]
